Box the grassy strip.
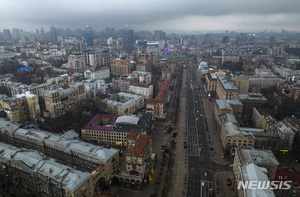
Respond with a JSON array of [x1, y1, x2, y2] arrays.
[[162, 153, 175, 197]]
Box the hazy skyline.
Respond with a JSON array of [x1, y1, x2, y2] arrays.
[[1, 0, 300, 33]]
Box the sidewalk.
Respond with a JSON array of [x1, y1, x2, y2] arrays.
[[200, 85, 231, 166], [168, 69, 188, 197]]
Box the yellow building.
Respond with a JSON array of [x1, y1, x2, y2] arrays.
[[110, 58, 131, 76], [0, 92, 41, 123], [44, 84, 85, 118], [238, 93, 267, 112], [205, 71, 227, 95], [232, 76, 249, 94], [146, 99, 165, 120], [216, 74, 239, 100]]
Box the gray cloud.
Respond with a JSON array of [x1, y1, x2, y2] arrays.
[[0, 0, 299, 32]]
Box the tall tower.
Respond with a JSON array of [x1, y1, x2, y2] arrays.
[[50, 26, 57, 43], [205, 33, 211, 44], [123, 28, 134, 54], [83, 24, 94, 46], [3, 29, 12, 41], [12, 28, 20, 40]]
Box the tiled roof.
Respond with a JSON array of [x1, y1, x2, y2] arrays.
[[127, 130, 150, 156]]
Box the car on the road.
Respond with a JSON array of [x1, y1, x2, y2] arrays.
[[209, 189, 213, 196], [200, 161, 203, 164], [227, 178, 232, 186], [184, 141, 187, 149]]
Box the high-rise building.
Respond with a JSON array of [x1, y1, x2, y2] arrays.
[[222, 36, 230, 44], [68, 54, 86, 72], [205, 33, 211, 44], [83, 26, 94, 46], [154, 30, 166, 40], [12, 28, 20, 40], [3, 29, 12, 41], [50, 26, 57, 43], [123, 29, 134, 54]]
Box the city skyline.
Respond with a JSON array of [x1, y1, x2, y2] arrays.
[[0, 0, 300, 33]]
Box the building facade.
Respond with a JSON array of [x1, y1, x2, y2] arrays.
[[110, 58, 131, 76], [216, 74, 239, 100], [102, 92, 145, 115]]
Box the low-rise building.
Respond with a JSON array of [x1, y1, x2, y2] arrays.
[[0, 118, 119, 183], [271, 121, 295, 151], [0, 91, 41, 123], [252, 107, 274, 129], [119, 130, 154, 189], [238, 93, 267, 112], [84, 66, 110, 80], [232, 76, 249, 94], [102, 92, 145, 115], [146, 80, 169, 120], [44, 83, 86, 118], [81, 112, 153, 146], [234, 147, 279, 181], [234, 163, 275, 197], [214, 99, 243, 123], [0, 142, 106, 197], [216, 74, 239, 100]]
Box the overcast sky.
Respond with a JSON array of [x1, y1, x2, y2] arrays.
[[1, 0, 300, 33]]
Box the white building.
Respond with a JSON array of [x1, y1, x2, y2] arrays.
[[249, 75, 284, 89], [68, 54, 86, 73], [84, 79, 106, 98], [129, 83, 153, 99], [84, 67, 110, 80]]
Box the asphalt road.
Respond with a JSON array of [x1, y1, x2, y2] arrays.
[[185, 64, 229, 197]]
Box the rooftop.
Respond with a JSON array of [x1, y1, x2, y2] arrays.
[[0, 142, 92, 192], [241, 163, 275, 197], [0, 118, 118, 164], [216, 99, 233, 111], [216, 74, 238, 90], [238, 93, 267, 101], [102, 92, 143, 108], [237, 147, 279, 166], [127, 130, 151, 156]]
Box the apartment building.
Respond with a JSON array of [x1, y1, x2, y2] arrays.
[[238, 93, 267, 112], [68, 54, 86, 72], [128, 83, 153, 99], [214, 99, 243, 123], [132, 71, 152, 84], [84, 66, 110, 80], [252, 107, 274, 129], [232, 76, 249, 94], [110, 58, 131, 76], [112, 78, 153, 99], [44, 83, 85, 118], [146, 80, 169, 120], [0, 142, 106, 197], [234, 147, 279, 181], [0, 91, 41, 123], [81, 112, 153, 146], [121, 130, 154, 189], [0, 118, 119, 183], [216, 74, 239, 100], [102, 92, 145, 115]]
